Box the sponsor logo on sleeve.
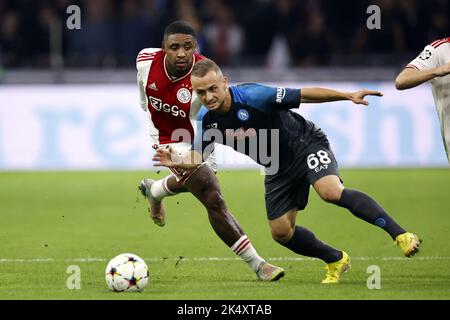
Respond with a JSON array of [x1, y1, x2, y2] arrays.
[[276, 87, 286, 103]]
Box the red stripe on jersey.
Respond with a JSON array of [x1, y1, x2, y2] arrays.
[[434, 38, 450, 48], [432, 40, 446, 48], [137, 54, 155, 60], [138, 54, 155, 59], [406, 64, 419, 70], [137, 58, 153, 63], [137, 53, 155, 57], [137, 53, 156, 59], [430, 39, 441, 46], [431, 37, 450, 48]]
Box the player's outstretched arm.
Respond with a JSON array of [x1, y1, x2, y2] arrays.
[[300, 87, 382, 106], [395, 62, 450, 90], [153, 147, 202, 170]]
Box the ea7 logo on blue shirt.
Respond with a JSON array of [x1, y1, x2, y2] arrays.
[[237, 109, 250, 121], [276, 87, 286, 103]]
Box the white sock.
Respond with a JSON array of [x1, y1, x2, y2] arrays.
[[150, 176, 176, 201], [231, 235, 265, 273]]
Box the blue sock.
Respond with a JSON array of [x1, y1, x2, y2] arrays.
[[337, 189, 406, 240], [280, 226, 342, 263]]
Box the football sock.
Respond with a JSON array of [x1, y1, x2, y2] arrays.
[[281, 226, 342, 263], [337, 189, 406, 240], [150, 176, 177, 201], [231, 235, 265, 272]]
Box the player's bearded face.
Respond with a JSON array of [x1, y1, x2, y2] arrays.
[[163, 34, 196, 76], [192, 71, 229, 113]]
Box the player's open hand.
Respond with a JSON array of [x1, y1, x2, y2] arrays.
[[152, 146, 177, 168], [348, 90, 383, 106]]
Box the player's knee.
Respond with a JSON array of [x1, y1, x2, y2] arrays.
[[318, 188, 343, 203], [204, 189, 226, 213], [271, 227, 294, 244]]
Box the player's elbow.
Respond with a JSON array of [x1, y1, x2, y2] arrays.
[[395, 76, 408, 90], [395, 69, 418, 90]]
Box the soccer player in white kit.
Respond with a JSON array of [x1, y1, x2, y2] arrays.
[[395, 37, 450, 163]]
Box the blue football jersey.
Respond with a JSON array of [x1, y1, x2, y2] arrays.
[[194, 83, 328, 170]]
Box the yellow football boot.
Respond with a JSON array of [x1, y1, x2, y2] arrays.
[[321, 251, 351, 284], [395, 232, 421, 257]]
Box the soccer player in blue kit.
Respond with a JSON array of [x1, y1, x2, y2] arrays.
[[153, 58, 421, 284]]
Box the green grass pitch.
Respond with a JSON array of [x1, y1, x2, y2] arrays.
[[0, 169, 449, 300]]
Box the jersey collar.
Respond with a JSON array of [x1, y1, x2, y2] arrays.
[[163, 54, 196, 83]]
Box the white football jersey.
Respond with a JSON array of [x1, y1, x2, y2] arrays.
[[407, 37, 450, 162]]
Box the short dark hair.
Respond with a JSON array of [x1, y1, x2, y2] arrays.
[[192, 59, 222, 78], [163, 21, 196, 40]]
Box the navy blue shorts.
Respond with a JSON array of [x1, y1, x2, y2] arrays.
[[264, 143, 340, 220]]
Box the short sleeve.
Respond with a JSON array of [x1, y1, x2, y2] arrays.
[[407, 45, 439, 71], [232, 84, 300, 112]]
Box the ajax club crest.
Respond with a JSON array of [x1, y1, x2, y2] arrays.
[[177, 88, 191, 103]]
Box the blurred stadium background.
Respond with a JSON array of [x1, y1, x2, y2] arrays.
[[0, 0, 449, 170], [1, 0, 448, 69]]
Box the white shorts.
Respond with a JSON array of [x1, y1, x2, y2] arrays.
[[155, 142, 217, 182]]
